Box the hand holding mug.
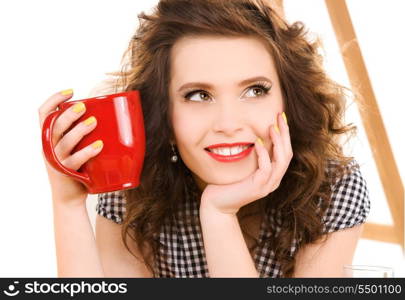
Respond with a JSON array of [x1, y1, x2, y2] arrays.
[[38, 89, 103, 205], [40, 89, 145, 200]]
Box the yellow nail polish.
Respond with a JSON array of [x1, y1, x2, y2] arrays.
[[61, 89, 73, 95], [256, 137, 264, 146], [274, 124, 280, 134], [72, 102, 85, 113], [91, 140, 103, 149], [83, 116, 96, 126], [282, 112, 288, 124]]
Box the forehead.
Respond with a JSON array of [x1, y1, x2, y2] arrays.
[[170, 35, 276, 85]]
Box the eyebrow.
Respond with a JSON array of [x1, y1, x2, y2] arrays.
[[177, 76, 273, 93]]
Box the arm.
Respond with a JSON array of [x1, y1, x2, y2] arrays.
[[95, 192, 152, 277], [199, 207, 259, 277], [95, 215, 153, 277], [198, 113, 291, 277], [53, 201, 104, 277], [293, 159, 370, 277], [41, 91, 151, 277], [53, 200, 153, 277], [199, 210, 364, 278], [293, 224, 364, 277]]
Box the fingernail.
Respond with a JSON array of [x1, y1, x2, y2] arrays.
[[61, 89, 73, 96], [72, 102, 85, 113], [256, 137, 264, 146], [282, 112, 288, 125], [274, 124, 280, 134], [91, 140, 103, 149], [83, 116, 96, 126]]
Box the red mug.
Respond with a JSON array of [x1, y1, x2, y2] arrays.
[[42, 90, 145, 194]]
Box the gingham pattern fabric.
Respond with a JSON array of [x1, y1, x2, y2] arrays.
[[96, 159, 370, 277]]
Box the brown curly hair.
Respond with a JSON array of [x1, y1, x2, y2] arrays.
[[106, 0, 357, 277]]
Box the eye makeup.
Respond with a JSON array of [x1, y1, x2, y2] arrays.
[[182, 81, 272, 102]]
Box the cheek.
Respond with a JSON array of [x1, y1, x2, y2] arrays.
[[172, 109, 205, 145]]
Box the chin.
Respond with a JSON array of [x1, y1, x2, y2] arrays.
[[205, 167, 256, 185]]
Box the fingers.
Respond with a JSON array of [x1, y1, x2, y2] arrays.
[[253, 138, 272, 187], [278, 112, 293, 158], [38, 89, 103, 172], [54, 116, 98, 160], [62, 140, 103, 171], [51, 102, 88, 146], [269, 121, 284, 163], [38, 89, 74, 129], [267, 112, 293, 187], [254, 112, 293, 195]]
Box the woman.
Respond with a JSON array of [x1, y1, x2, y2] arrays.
[[38, 0, 370, 277]]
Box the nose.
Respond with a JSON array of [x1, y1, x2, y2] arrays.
[[211, 100, 244, 136]]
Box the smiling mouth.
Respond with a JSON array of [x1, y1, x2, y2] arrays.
[[204, 144, 254, 156], [204, 144, 255, 163]]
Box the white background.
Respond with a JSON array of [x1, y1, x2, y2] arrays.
[[0, 0, 403, 277]]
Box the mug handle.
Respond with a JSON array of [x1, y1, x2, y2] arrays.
[[41, 109, 91, 187]]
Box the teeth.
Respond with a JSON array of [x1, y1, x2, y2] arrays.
[[211, 145, 249, 156]]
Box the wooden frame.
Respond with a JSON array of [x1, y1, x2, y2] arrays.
[[325, 0, 404, 250]]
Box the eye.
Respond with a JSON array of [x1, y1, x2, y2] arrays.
[[244, 83, 272, 98], [183, 82, 272, 102], [184, 90, 211, 102]]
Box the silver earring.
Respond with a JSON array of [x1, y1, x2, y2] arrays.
[[170, 143, 178, 163]]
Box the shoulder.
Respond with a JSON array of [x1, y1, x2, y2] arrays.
[[96, 191, 127, 224], [322, 158, 371, 233]]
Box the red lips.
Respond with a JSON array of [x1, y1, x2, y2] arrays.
[[205, 142, 254, 151], [205, 143, 254, 162]]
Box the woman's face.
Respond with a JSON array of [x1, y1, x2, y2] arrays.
[[169, 35, 284, 191]]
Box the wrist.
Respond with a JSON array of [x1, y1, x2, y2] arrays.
[[199, 199, 239, 218], [52, 195, 88, 211]]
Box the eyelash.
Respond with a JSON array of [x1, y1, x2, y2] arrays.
[[183, 82, 272, 102]]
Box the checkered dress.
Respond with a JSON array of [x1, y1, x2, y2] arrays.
[[96, 159, 370, 277]]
